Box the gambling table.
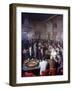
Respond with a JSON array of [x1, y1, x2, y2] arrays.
[[22, 59, 40, 76]]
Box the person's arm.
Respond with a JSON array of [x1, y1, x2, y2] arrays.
[[54, 59, 58, 62], [39, 62, 41, 68]]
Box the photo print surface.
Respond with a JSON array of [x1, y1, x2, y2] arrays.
[[21, 13, 63, 77]]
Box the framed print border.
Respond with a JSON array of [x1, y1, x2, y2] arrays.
[[9, 3, 70, 86]]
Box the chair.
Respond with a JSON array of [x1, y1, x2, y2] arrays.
[[40, 69, 49, 76], [49, 68, 56, 75], [24, 72, 35, 77], [40, 71, 46, 76]]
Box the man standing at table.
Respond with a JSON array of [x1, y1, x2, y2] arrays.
[[50, 47, 57, 62]]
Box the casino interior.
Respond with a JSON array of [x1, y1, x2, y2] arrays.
[[21, 13, 63, 77]]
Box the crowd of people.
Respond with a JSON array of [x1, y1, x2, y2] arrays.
[[22, 39, 63, 76]]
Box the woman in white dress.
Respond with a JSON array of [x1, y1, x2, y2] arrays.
[[39, 60, 48, 75]]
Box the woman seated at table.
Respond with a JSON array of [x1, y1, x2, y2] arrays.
[[39, 59, 48, 76]]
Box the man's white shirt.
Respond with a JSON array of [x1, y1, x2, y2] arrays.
[[50, 49, 57, 59]]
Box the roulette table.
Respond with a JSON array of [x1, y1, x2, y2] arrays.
[[24, 59, 39, 68]]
